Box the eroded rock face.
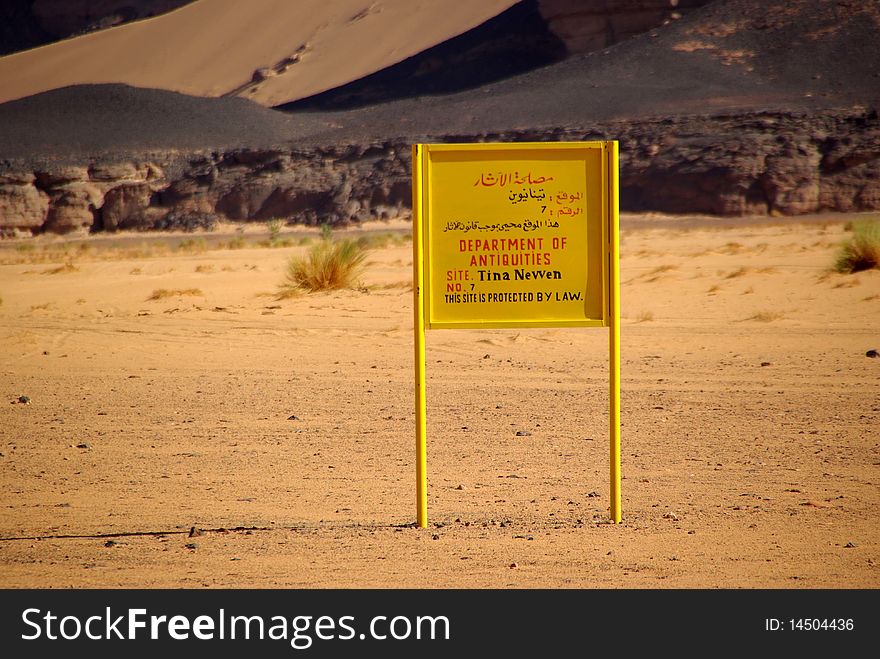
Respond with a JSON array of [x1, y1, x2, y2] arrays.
[[0, 160, 167, 235], [0, 181, 49, 233], [538, 0, 711, 54], [0, 107, 877, 235], [100, 182, 154, 231], [819, 133, 880, 212], [617, 109, 880, 216], [43, 187, 96, 233]]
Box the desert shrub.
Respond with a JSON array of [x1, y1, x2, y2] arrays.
[[176, 238, 207, 253], [267, 219, 284, 243], [278, 239, 367, 296], [147, 288, 203, 301], [356, 231, 409, 250], [41, 262, 79, 275], [834, 220, 880, 273], [746, 311, 784, 322]]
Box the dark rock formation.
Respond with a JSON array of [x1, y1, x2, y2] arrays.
[[281, 0, 712, 112], [31, 0, 190, 38], [0, 0, 191, 54], [0, 0, 53, 56], [0, 171, 49, 231], [100, 182, 154, 231], [538, 0, 711, 54], [617, 110, 880, 215], [2, 106, 877, 235], [1, 0, 878, 234], [283, 1, 568, 112]]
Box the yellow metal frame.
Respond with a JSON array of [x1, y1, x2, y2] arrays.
[[411, 141, 621, 528], [608, 141, 621, 523], [419, 142, 608, 330], [412, 145, 428, 527]]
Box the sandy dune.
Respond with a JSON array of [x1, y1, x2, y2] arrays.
[[0, 0, 518, 106], [0, 216, 877, 587]]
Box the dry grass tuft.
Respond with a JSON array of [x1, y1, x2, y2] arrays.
[[1, 241, 172, 265], [834, 220, 880, 273], [176, 238, 207, 254], [0, 228, 408, 267], [355, 232, 410, 250], [636, 310, 655, 322], [641, 264, 678, 283], [257, 237, 295, 248], [194, 264, 214, 273], [721, 242, 743, 254], [725, 266, 750, 279], [278, 239, 368, 297], [369, 281, 414, 291], [267, 219, 284, 242], [745, 311, 784, 322], [223, 236, 247, 250], [146, 288, 203, 301], [41, 262, 79, 275]]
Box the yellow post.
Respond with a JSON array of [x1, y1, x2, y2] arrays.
[[608, 141, 622, 523], [411, 145, 429, 528]]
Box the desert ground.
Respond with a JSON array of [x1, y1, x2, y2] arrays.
[[0, 215, 877, 588]]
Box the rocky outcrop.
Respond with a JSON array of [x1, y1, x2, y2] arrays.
[[100, 183, 154, 231], [0, 172, 49, 232], [279, 0, 714, 112], [1, 0, 192, 57], [1, 107, 878, 235], [617, 110, 880, 215], [43, 188, 96, 233], [31, 0, 191, 39], [538, 0, 711, 53]]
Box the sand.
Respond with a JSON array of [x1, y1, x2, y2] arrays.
[[0, 0, 519, 107], [0, 215, 878, 588]]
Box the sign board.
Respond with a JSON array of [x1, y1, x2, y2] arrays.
[[417, 142, 611, 329], [411, 141, 620, 526]]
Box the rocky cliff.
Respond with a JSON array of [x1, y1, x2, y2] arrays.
[[1, 0, 877, 235], [0, 0, 191, 55], [539, 0, 710, 53], [2, 106, 877, 236], [30, 0, 190, 38]]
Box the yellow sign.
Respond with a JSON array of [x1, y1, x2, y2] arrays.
[[411, 141, 620, 526], [417, 143, 611, 328]]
